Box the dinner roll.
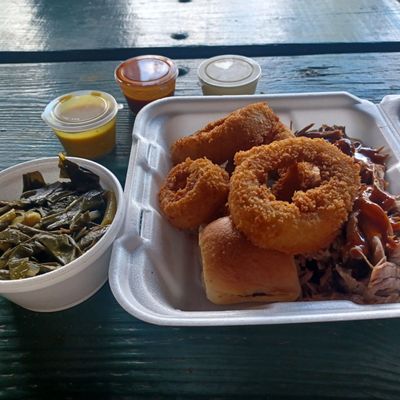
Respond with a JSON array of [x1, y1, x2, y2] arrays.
[[199, 217, 301, 305]]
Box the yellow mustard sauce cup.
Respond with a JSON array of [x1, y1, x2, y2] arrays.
[[42, 90, 122, 159]]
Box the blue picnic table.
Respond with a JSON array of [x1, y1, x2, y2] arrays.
[[2, 1, 400, 398]]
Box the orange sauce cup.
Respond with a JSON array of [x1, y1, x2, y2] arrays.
[[115, 55, 178, 113]]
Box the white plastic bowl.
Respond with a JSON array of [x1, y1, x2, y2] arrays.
[[0, 157, 124, 312]]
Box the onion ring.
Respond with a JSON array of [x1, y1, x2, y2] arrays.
[[170, 102, 293, 165], [159, 157, 229, 230], [228, 137, 361, 254]]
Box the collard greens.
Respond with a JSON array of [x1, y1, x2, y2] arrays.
[[0, 154, 117, 280]]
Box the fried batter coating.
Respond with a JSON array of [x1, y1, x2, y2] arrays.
[[170, 102, 293, 165], [159, 158, 230, 230], [229, 137, 361, 254]]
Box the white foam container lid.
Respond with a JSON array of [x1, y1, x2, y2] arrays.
[[109, 92, 400, 326]]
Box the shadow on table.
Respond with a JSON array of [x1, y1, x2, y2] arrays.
[[7, 285, 400, 399], [7, 284, 123, 399]]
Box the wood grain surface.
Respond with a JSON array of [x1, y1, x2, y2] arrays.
[[0, 52, 399, 178], [3, 284, 400, 399], [1, 0, 400, 52], [1, 52, 400, 399]]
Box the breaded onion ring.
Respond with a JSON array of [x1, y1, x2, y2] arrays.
[[159, 157, 229, 230], [170, 102, 293, 165], [229, 137, 361, 254]]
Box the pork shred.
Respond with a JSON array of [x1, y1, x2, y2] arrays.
[[295, 125, 400, 304]]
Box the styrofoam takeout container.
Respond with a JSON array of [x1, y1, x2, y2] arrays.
[[0, 157, 124, 312], [109, 92, 400, 326]]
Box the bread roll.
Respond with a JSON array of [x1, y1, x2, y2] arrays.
[[199, 217, 301, 304]]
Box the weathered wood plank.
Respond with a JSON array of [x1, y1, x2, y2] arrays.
[[0, 52, 398, 176], [3, 284, 400, 399], [1, 0, 400, 53]]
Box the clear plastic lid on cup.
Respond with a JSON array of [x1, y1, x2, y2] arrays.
[[198, 55, 261, 95], [115, 55, 179, 113], [42, 90, 122, 159]]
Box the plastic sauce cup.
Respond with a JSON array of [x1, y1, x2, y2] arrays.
[[115, 55, 178, 114], [197, 55, 261, 95], [42, 90, 122, 159]]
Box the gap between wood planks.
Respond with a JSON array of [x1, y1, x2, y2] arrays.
[[2, 42, 400, 64]]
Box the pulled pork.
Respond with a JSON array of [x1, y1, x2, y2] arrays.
[[295, 125, 400, 304]]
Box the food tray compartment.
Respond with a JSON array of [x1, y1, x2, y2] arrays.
[[109, 92, 400, 326]]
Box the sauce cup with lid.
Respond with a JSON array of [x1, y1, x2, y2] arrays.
[[42, 90, 122, 160], [198, 55, 261, 95], [115, 55, 179, 114]]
